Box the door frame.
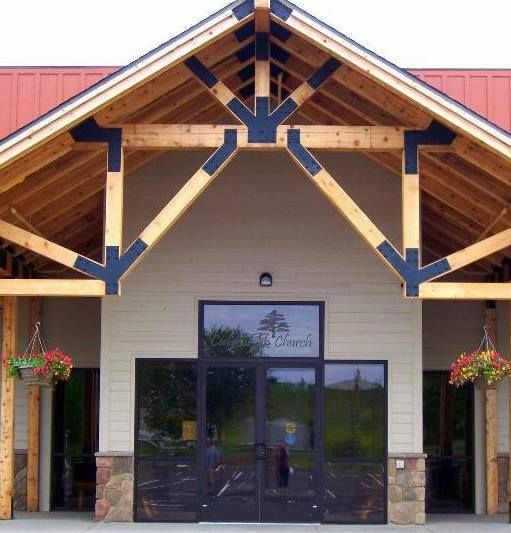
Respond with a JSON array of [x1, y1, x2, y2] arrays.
[[197, 358, 323, 522], [133, 357, 388, 524], [423, 370, 475, 514], [50, 367, 100, 511]]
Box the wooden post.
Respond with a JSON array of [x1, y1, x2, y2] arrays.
[[0, 296, 17, 519], [402, 148, 421, 255], [505, 263, 511, 522], [104, 147, 124, 253], [254, 0, 270, 106], [26, 297, 42, 512], [485, 301, 499, 514]]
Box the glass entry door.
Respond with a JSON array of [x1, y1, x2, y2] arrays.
[[200, 363, 320, 523]]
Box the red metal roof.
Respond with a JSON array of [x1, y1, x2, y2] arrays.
[[410, 69, 511, 133], [0, 67, 510, 138], [0, 67, 116, 139]]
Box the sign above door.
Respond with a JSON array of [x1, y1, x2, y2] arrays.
[[199, 301, 324, 358]]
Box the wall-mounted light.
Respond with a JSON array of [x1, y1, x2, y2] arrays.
[[259, 272, 273, 287]]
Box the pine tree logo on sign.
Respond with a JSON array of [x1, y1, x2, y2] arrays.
[[253, 309, 312, 351]]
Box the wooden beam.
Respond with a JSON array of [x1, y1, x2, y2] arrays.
[[121, 133, 238, 279], [286, 125, 404, 150], [0, 296, 17, 519], [122, 124, 241, 149], [508, 294, 511, 520], [0, 220, 79, 271], [433, 228, 511, 279], [26, 297, 42, 512], [120, 124, 406, 150], [0, 280, 105, 297], [286, 138, 402, 280], [484, 303, 499, 515], [0, 134, 74, 195], [104, 147, 124, 252], [97, 29, 250, 125], [254, 0, 270, 103], [271, 31, 431, 128], [402, 143, 421, 258], [0, 7, 246, 170], [276, 8, 511, 162], [419, 282, 511, 300]]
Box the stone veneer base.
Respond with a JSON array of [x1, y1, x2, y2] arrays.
[[388, 453, 426, 525], [98, 451, 511, 524], [95, 452, 134, 522]]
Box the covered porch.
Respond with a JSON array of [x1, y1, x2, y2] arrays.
[[1, 0, 511, 526]]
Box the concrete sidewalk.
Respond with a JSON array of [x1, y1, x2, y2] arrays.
[[4, 512, 508, 532]]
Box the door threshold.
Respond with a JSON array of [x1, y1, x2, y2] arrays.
[[199, 523, 321, 526]]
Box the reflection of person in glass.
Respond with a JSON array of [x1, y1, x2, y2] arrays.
[[206, 438, 222, 495], [274, 442, 290, 496]]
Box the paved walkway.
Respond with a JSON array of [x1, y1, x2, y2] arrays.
[[4, 512, 509, 532]]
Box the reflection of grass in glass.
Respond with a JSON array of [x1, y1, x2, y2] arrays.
[[324, 388, 384, 459]]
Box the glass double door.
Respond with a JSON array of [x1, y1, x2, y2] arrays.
[[199, 362, 320, 523]]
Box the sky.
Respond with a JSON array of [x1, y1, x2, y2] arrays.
[[1, 0, 510, 68]]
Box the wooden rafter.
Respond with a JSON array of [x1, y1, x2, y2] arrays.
[[0, 5, 250, 169], [274, 6, 511, 160], [0, 7, 509, 299]]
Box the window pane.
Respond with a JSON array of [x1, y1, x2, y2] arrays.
[[323, 363, 386, 524], [423, 371, 474, 513], [136, 362, 197, 457], [265, 368, 316, 500], [324, 364, 385, 458], [136, 459, 197, 521], [324, 461, 385, 523], [423, 372, 473, 457], [135, 361, 197, 521], [201, 303, 322, 358]]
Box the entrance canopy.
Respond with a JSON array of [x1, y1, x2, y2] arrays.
[[0, 0, 510, 298]]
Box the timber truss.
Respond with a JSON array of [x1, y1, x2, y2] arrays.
[[0, 0, 510, 299]]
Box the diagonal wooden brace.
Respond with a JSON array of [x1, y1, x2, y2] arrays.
[[185, 54, 340, 143]]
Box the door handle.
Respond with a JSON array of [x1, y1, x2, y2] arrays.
[[254, 443, 267, 460]]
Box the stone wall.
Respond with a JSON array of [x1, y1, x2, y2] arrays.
[[95, 453, 133, 522], [498, 454, 509, 513], [14, 450, 27, 511], [388, 454, 426, 525]]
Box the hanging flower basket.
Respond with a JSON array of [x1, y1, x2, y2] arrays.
[[5, 323, 73, 389], [449, 326, 511, 390]]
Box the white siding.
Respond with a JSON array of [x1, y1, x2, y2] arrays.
[[100, 150, 423, 454]]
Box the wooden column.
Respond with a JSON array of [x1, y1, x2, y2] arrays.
[[0, 296, 17, 519], [402, 149, 421, 255], [506, 261, 511, 521], [104, 147, 124, 253], [485, 301, 499, 514], [254, 0, 270, 104], [26, 298, 42, 512]]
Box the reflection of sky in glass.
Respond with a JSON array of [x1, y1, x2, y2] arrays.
[[267, 368, 315, 385], [203, 304, 320, 357], [325, 364, 384, 388]]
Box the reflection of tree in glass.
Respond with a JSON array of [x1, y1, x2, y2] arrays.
[[138, 363, 196, 453], [257, 310, 290, 338], [207, 367, 255, 443], [203, 325, 263, 358]]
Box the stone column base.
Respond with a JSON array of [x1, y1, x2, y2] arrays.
[[95, 452, 133, 522], [388, 453, 426, 525]]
